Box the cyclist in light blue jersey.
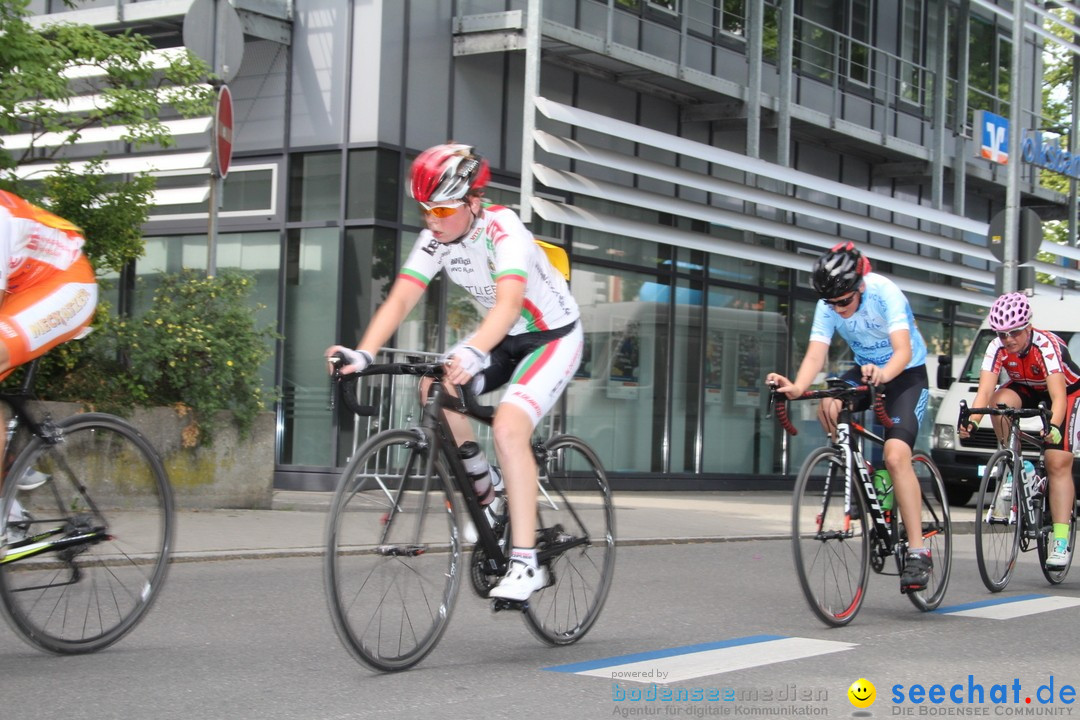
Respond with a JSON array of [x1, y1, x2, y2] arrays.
[[767, 242, 932, 591]]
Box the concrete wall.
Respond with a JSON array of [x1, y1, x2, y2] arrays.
[[39, 403, 275, 510]]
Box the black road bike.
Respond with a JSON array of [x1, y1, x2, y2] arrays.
[[960, 401, 1076, 591], [323, 357, 615, 671], [770, 379, 952, 626], [0, 358, 174, 653]]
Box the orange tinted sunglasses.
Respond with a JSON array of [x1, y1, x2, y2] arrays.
[[419, 201, 465, 218]]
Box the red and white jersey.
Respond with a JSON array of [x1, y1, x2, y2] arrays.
[[398, 204, 579, 335], [981, 327, 1080, 392], [0, 190, 86, 293]]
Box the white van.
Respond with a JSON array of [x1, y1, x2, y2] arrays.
[[929, 292, 1080, 506]]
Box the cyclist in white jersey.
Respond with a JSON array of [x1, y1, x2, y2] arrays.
[[326, 143, 582, 601], [766, 242, 933, 591]]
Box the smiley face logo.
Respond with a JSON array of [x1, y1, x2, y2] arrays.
[[848, 678, 876, 708]]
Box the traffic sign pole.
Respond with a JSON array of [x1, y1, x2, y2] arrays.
[[208, 85, 233, 276]]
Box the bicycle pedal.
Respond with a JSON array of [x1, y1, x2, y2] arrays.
[[490, 598, 529, 613]]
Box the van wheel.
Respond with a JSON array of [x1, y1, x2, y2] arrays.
[[945, 487, 973, 507]]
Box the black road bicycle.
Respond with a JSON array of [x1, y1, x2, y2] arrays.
[[960, 401, 1076, 591], [323, 356, 615, 672], [770, 379, 952, 626], [0, 358, 174, 654]]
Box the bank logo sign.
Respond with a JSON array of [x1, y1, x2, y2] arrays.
[[975, 110, 1009, 164]]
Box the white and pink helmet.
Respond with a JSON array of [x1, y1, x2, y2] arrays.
[[988, 292, 1032, 332]]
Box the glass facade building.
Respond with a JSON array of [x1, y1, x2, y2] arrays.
[[18, 0, 1080, 490]]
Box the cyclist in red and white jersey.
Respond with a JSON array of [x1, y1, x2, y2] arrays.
[[0, 190, 98, 535], [326, 143, 582, 602], [960, 292, 1080, 569]]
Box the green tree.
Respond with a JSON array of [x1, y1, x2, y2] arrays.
[[1034, 7, 1079, 284], [0, 0, 212, 178], [0, 1, 276, 442]]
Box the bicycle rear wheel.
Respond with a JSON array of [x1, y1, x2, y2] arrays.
[[0, 413, 173, 654], [324, 429, 460, 672], [1037, 495, 1076, 585], [974, 450, 1020, 592], [523, 434, 615, 646], [791, 446, 869, 627], [898, 453, 952, 611]]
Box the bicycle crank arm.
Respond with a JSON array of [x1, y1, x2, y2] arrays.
[[490, 598, 529, 612], [815, 530, 856, 541], [375, 544, 426, 557], [537, 536, 587, 563]]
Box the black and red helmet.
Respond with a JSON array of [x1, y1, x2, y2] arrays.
[[410, 143, 491, 204], [811, 242, 871, 299]]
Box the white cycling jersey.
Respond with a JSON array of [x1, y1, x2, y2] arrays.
[[399, 204, 579, 334]]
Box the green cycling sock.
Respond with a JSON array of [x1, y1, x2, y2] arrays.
[[1054, 523, 1070, 542]]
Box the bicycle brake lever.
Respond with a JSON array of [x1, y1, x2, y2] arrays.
[[327, 353, 344, 411]]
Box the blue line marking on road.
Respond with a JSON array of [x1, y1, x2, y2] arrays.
[[543, 634, 786, 673], [934, 593, 1046, 614]]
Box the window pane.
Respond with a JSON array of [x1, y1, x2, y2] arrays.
[[699, 290, 785, 473], [223, 169, 274, 212], [346, 148, 401, 221], [289, 152, 341, 222], [214, 231, 282, 392], [281, 227, 339, 465], [136, 235, 209, 313], [566, 266, 667, 473]]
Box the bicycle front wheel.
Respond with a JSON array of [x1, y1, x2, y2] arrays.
[[0, 413, 173, 654], [792, 446, 869, 627], [974, 450, 1020, 593], [899, 453, 952, 612], [523, 434, 615, 646], [1037, 495, 1076, 585], [323, 429, 460, 672]]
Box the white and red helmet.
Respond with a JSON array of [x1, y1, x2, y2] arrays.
[[410, 143, 490, 204], [988, 292, 1032, 332]]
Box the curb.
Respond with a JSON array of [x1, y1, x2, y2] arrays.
[[168, 528, 979, 563]]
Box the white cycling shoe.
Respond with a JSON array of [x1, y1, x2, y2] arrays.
[[489, 559, 548, 601], [1046, 538, 1071, 570], [16, 469, 51, 491]]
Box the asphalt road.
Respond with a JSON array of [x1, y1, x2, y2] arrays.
[[3, 538, 1080, 719]]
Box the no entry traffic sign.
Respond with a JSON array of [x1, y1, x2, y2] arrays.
[[214, 85, 234, 178]]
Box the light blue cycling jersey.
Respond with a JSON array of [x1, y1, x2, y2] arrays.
[[808, 272, 927, 369]]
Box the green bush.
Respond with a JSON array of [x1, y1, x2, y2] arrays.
[[28, 269, 278, 444]]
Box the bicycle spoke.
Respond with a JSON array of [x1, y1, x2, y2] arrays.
[[792, 447, 869, 626], [0, 414, 173, 654], [523, 435, 614, 646], [324, 430, 459, 672]]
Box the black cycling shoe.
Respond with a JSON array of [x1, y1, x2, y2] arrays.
[[900, 551, 932, 592]]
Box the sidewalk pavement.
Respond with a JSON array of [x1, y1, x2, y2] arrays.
[[170, 490, 978, 562]]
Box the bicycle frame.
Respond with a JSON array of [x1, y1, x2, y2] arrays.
[[332, 359, 512, 575], [422, 380, 509, 574], [960, 401, 1049, 538], [834, 408, 897, 551], [771, 380, 917, 563], [1, 360, 111, 565]]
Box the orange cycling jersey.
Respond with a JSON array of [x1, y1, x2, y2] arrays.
[[0, 190, 86, 293], [0, 191, 97, 377]]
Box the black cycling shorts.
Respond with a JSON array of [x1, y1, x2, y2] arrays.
[[477, 321, 579, 394], [999, 381, 1080, 453], [839, 364, 929, 448]]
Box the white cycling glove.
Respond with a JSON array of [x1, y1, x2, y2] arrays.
[[331, 347, 372, 374], [443, 343, 488, 377]]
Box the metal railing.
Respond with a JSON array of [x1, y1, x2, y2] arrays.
[[340, 347, 555, 464]]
